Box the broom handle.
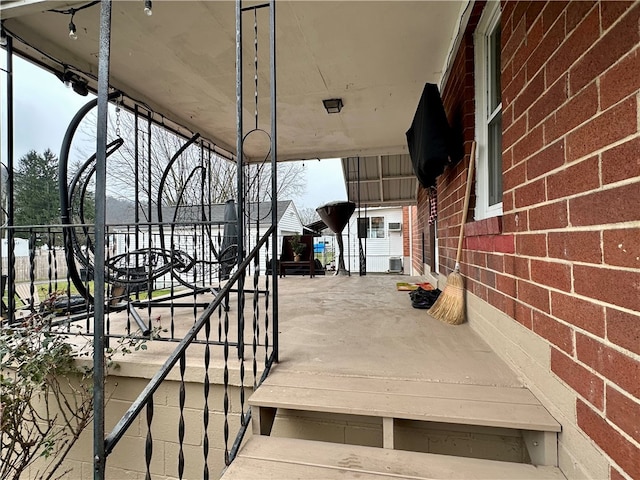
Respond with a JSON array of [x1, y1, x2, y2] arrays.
[[455, 141, 476, 269]]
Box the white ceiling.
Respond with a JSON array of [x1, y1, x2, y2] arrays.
[[3, 1, 465, 163]]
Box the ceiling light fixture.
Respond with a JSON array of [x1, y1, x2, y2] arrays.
[[0, 27, 7, 47], [144, 0, 153, 16], [323, 98, 343, 114]]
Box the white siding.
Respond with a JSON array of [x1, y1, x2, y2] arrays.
[[345, 207, 404, 273]]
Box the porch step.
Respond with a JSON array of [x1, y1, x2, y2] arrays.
[[249, 371, 561, 465], [222, 436, 566, 479]]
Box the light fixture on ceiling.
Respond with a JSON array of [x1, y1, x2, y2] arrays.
[[323, 98, 343, 114], [0, 26, 7, 47], [144, 0, 153, 16], [68, 14, 78, 40]]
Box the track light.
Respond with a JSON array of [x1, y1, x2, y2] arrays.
[[0, 27, 7, 47], [144, 0, 152, 16], [68, 15, 78, 40]]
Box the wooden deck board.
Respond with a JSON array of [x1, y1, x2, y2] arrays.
[[249, 372, 561, 432], [222, 436, 566, 480]]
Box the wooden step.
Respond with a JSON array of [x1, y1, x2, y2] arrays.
[[222, 436, 566, 479], [249, 371, 560, 465]]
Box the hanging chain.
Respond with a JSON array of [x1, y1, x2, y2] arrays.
[[254, 7, 259, 130], [115, 97, 122, 138]]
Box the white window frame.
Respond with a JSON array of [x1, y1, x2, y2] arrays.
[[474, 1, 503, 220]]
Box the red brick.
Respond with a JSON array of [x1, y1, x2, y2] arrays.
[[569, 182, 640, 227], [551, 347, 604, 409], [494, 234, 515, 254], [502, 211, 529, 233], [481, 268, 497, 289], [600, 49, 640, 109], [600, 1, 635, 29], [603, 228, 640, 269], [570, 3, 640, 94], [496, 272, 517, 297], [547, 156, 600, 201], [514, 178, 546, 209], [514, 125, 544, 163], [533, 310, 574, 353], [544, 81, 599, 145], [577, 333, 640, 397], [503, 12, 527, 64], [531, 259, 572, 292], [515, 300, 533, 329], [525, 2, 545, 31], [607, 308, 640, 356], [566, 1, 598, 33], [542, 1, 568, 31], [551, 291, 605, 337], [601, 136, 640, 185], [529, 74, 568, 128], [528, 201, 568, 231], [546, 6, 600, 86], [515, 69, 545, 119], [526, 140, 565, 180], [577, 399, 640, 480], [503, 161, 527, 192], [606, 385, 640, 443], [527, 10, 566, 78], [518, 279, 550, 313], [548, 230, 602, 264], [575, 264, 640, 312], [488, 288, 506, 312], [610, 466, 626, 480], [517, 233, 547, 257], [504, 66, 527, 116], [566, 97, 637, 162], [486, 253, 504, 273]]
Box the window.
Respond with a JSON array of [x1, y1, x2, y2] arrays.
[[357, 216, 386, 239], [369, 217, 385, 238], [475, 2, 503, 219]]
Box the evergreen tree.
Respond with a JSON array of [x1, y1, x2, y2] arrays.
[[14, 149, 60, 229], [13, 150, 96, 245]]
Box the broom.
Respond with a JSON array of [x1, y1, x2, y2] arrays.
[[428, 141, 476, 325]]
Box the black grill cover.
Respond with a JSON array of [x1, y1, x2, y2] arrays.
[[406, 83, 453, 187]]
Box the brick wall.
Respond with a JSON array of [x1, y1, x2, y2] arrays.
[[429, 1, 640, 478], [411, 190, 427, 274]]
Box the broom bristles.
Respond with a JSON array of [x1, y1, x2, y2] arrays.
[[428, 270, 465, 325]]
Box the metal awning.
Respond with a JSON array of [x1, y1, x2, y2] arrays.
[[342, 154, 417, 206]]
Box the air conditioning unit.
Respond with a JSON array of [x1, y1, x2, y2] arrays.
[[389, 256, 403, 273], [388, 222, 402, 232]]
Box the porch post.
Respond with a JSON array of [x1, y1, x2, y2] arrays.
[[93, 0, 112, 478], [4, 33, 16, 321], [269, 0, 278, 362], [235, 0, 245, 359]]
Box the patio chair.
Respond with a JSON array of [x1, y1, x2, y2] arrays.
[[279, 235, 315, 278]]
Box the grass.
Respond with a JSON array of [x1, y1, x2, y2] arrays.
[[5, 281, 174, 308]]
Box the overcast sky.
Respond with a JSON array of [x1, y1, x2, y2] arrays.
[[1, 55, 346, 210]]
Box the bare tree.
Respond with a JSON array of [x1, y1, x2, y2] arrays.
[[75, 106, 305, 215]]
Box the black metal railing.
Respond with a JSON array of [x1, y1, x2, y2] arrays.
[[0, 222, 277, 477]]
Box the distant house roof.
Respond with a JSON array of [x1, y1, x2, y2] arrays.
[[106, 198, 293, 226]]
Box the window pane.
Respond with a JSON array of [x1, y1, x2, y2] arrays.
[[369, 217, 385, 238], [488, 111, 503, 206], [489, 23, 501, 112]]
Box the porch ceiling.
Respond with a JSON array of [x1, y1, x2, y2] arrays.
[[3, 0, 465, 164]]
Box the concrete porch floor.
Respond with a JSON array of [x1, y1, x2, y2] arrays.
[[96, 273, 522, 389], [274, 273, 521, 387]]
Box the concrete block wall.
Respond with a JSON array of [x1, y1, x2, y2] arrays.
[[24, 374, 245, 479], [421, 1, 640, 479]]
